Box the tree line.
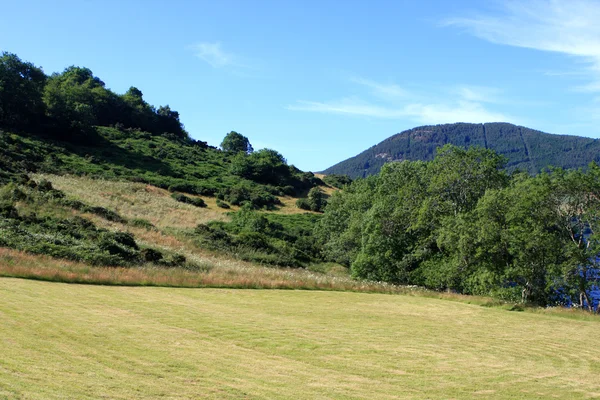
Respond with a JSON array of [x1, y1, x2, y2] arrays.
[[0, 52, 187, 140], [316, 145, 600, 309]]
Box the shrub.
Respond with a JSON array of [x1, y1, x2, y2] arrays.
[[140, 248, 163, 263], [216, 199, 230, 209], [171, 193, 207, 208], [129, 218, 155, 230], [235, 231, 271, 251], [166, 254, 186, 267], [296, 198, 311, 210], [323, 174, 352, 189], [307, 187, 327, 212]]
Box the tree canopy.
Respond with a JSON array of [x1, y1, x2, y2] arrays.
[[221, 131, 253, 154], [316, 144, 600, 309]]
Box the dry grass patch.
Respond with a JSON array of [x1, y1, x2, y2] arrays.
[[33, 174, 230, 229], [0, 247, 407, 292]]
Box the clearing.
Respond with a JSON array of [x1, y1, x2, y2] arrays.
[[1, 278, 599, 399]]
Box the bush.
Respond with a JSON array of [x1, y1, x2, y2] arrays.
[[171, 192, 207, 208], [323, 174, 352, 189], [140, 248, 163, 263], [296, 198, 311, 210], [307, 187, 327, 212], [129, 218, 155, 230], [166, 254, 186, 267], [235, 231, 271, 251], [216, 199, 230, 209]]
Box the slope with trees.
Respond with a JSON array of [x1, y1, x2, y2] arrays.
[[323, 122, 600, 178]]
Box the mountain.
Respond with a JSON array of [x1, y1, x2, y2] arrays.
[[322, 123, 600, 178]]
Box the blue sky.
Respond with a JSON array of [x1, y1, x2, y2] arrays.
[[2, 0, 600, 171]]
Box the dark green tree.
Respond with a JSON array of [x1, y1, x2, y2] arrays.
[[314, 177, 376, 267], [221, 131, 253, 154], [43, 66, 108, 135], [0, 52, 46, 129], [307, 187, 327, 212]]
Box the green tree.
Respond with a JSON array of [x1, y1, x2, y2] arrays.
[[351, 161, 427, 283], [314, 176, 377, 267], [221, 131, 253, 154], [230, 148, 289, 185], [0, 52, 46, 129], [307, 187, 326, 212], [550, 165, 600, 310], [43, 66, 108, 135]]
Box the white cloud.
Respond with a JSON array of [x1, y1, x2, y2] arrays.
[[350, 77, 409, 99], [445, 0, 600, 91], [192, 42, 236, 68], [287, 83, 513, 125]]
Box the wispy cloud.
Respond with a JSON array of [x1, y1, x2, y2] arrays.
[[192, 42, 237, 68], [445, 0, 600, 91], [287, 82, 513, 124], [350, 77, 409, 99]]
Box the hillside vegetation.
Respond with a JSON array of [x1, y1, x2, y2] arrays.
[[317, 145, 600, 310], [324, 122, 600, 178], [0, 51, 340, 272], [2, 279, 599, 400], [3, 51, 600, 312]]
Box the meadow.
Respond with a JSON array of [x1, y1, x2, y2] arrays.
[[1, 278, 599, 399]]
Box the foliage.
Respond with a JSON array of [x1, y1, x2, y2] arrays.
[[323, 122, 600, 178], [171, 192, 207, 208], [194, 206, 322, 267], [296, 197, 311, 210], [215, 199, 230, 209], [220, 131, 253, 153], [0, 52, 47, 130], [0, 52, 322, 211], [0, 179, 187, 268], [318, 144, 600, 309], [322, 173, 352, 188]]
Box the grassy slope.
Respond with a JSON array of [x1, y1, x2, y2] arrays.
[[1, 278, 599, 399]]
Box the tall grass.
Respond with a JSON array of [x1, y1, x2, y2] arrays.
[[0, 247, 402, 292]]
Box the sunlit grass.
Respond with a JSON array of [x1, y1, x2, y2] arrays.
[[33, 174, 231, 229], [1, 278, 600, 399]]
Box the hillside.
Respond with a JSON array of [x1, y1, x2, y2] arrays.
[[0, 52, 339, 273], [323, 122, 600, 178]]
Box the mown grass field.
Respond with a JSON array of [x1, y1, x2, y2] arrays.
[[1, 278, 599, 399]]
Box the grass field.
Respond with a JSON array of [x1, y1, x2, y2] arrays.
[[1, 278, 599, 399]]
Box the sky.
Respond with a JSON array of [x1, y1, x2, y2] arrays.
[[2, 0, 600, 171]]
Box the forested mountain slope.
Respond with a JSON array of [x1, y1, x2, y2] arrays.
[[323, 123, 600, 178]]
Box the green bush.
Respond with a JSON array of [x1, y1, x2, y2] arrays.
[[296, 198, 311, 210], [216, 199, 230, 209], [141, 248, 163, 263], [171, 193, 207, 208], [129, 218, 155, 230]]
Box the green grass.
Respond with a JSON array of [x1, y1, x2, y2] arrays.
[[1, 278, 599, 399]]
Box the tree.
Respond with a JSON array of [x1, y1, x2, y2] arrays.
[[221, 131, 253, 154], [0, 52, 46, 130], [550, 165, 600, 311], [43, 66, 108, 135], [157, 105, 187, 139], [314, 176, 377, 267], [307, 187, 327, 212], [230, 148, 289, 185]]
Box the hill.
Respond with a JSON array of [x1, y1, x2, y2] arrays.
[[0, 51, 336, 273], [323, 122, 600, 178], [2, 278, 599, 399]]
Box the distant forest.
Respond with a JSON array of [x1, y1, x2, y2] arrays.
[[323, 123, 600, 178]]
